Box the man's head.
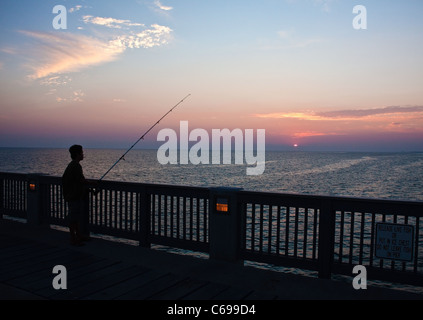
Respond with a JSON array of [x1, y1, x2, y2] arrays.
[[69, 144, 84, 161]]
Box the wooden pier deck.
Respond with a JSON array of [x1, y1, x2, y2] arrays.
[[1, 219, 422, 301]]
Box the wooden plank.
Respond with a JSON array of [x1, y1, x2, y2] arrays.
[[83, 269, 163, 300], [0, 248, 69, 281], [47, 262, 134, 299], [51, 265, 147, 300], [0, 243, 49, 260], [244, 290, 278, 300], [34, 259, 121, 298], [2, 249, 80, 282], [116, 273, 184, 300], [212, 286, 253, 300], [180, 282, 229, 300], [9, 255, 105, 292], [0, 236, 31, 249], [147, 277, 208, 300]]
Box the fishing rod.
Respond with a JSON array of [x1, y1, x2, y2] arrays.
[[98, 93, 191, 182]]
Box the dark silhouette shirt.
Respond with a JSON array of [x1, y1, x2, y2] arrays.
[[62, 160, 86, 202]]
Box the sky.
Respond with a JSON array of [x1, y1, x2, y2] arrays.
[[1, 0, 423, 151]]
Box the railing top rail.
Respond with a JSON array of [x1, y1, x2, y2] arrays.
[[1, 171, 423, 208], [238, 189, 423, 207]]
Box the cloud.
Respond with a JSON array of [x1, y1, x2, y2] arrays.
[[56, 89, 85, 103], [83, 15, 144, 29], [254, 112, 325, 121], [293, 132, 337, 138], [154, 0, 173, 11], [254, 106, 423, 121], [69, 5, 83, 13], [21, 21, 172, 79], [317, 106, 423, 119], [21, 30, 124, 80], [109, 24, 173, 50]]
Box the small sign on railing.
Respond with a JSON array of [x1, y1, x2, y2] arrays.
[[216, 197, 229, 213], [375, 223, 414, 262]]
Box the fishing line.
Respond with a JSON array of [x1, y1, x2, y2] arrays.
[[98, 93, 191, 182]]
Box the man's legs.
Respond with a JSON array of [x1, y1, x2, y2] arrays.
[[68, 201, 84, 246]]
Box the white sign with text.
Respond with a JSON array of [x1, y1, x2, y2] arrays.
[[375, 223, 414, 262]]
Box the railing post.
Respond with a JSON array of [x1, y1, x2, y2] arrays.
[[318, 198, 336, 279], [209, 187, 243, 264], [27, 174, 48, 226], [0, 176, 3, 220], [139, 186, 151, 248]]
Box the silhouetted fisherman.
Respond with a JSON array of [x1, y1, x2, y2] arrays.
[[62, 145, 97, 246]]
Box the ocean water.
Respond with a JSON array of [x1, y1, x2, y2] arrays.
[[0, 148, 422, 201]]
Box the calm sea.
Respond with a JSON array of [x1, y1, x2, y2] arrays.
[[0, 148, 422, 201]]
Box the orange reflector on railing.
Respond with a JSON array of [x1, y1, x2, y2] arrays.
[[216, 198, 229, 213]]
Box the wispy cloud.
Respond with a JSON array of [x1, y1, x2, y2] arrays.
[[154, 0, 173, 11], [69, 5, 83, 13], [254, 106, 423, 121], [317, 106, 423, 119], [293, 131, 338, 138], [83, 15, 144, 29], [109, 24, 172, 50], [21, 30, 124, 80], [21, 16, 172, 80], [56, 90, 85, 103]]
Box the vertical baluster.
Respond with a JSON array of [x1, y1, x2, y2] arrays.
[[114, 190, 118, 230], [110, 189, 113, 229], [276, 205, 281, 255], [259, 204, 263, 253], [303, 207, 309, 258], [152, 194, 156, 235], [183, 197, 187, 240], [189, 197, 193, 241], [164, 194, 168, 237], [203, 198, 208, 243], [176, 196, 180, 239], [251, 204, 255, 252], [339, 211, 345, 263], [268, 205, 272, 254], [129, 192, 134, 232], [99, 188, 103, 227], [369, 212, 375, 267], [349, 211, 355, 265], [313, 208, 318, 260], [359, 212, 365, 266], [135, 192, 140, 233], [170, 195, 174, 238], [119, 191, 123, 231], [196, 197, 200, 242], [285, 206, 289, 256], [294, 207, 299, 257], [414, 217, 420, 273], [157, 194, 162, 236]]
